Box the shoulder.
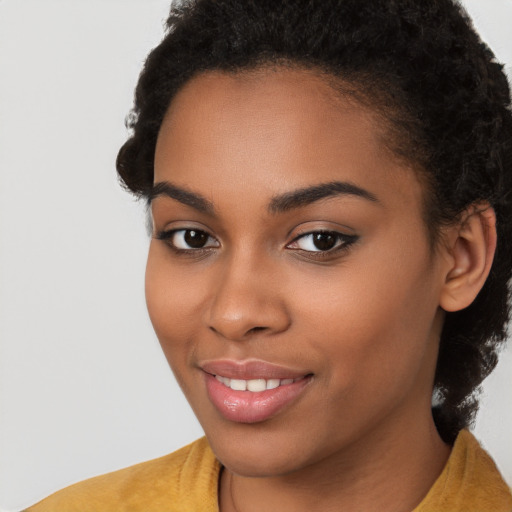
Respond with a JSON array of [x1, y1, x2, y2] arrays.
[[415, 430, 512, 512], [24, 437, 221, 512]]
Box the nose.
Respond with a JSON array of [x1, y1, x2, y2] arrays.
[[206, 254, 291, 341]]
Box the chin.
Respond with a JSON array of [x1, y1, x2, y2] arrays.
[[217, 447, 305, 478], [203, 421, 322, 478]]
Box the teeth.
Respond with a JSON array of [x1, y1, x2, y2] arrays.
[[215, 375, 230, 386], [247, 379, 266, 392], [266, 379, 280, 390], [215, 375, 303, 392], [216, 375, 230, 386], [230, 379, 247, 391]]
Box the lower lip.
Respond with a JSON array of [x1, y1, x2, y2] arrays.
[[204, 373, 312, 423]]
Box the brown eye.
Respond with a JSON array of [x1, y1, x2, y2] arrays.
[[183, 230, 208, 248], [311, 232, 337, 251], [293, 231, 341, 252], [160, 229, 219, 250], [287, 230, 358, 254]]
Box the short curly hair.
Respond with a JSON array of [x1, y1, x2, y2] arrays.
[[116, 0, 512, 444]]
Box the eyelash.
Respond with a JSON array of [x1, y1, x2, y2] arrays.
[[287, 231, 358, 258], [155, 229, 219, 256], [155, 228, 358, 259]]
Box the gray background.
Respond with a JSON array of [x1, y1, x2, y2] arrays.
[[1, 1, 511, 510]]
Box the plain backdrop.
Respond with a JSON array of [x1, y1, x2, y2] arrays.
[[1, 0, 511, 510]]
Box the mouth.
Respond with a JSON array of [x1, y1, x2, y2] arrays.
[[200, 360, 313, 423], [213, 375, 305, 392]]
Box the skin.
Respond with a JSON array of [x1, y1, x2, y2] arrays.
[[146, 67, 492, 512]]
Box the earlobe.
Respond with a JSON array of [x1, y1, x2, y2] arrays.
[[439, 204, 497, 312]]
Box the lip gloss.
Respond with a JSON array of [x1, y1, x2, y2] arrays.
[[204, 372, 312, 423]]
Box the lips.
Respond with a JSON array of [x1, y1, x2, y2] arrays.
[[201, 359, 312, 423]]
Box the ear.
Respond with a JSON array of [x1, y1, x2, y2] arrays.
[[439, 204, 497, 312]]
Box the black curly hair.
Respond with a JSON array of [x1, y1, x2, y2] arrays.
[[116, 0, 512, 444]]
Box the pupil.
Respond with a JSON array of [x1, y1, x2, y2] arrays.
[[184, 230, 207, 248], [313, 232, 337, 251]]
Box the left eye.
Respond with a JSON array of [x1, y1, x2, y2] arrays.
[[289, 231, 352, 252]]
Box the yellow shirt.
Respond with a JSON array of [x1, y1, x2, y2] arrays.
[[25, 430, 512, 512]]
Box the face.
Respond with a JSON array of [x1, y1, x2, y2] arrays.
[[146, 68, 447, 477]]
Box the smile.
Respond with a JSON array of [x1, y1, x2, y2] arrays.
[[204, 372, 312, 423], [214, 375, 304, 392]]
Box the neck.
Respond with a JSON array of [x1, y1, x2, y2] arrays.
[[219, 410, 451, 512]]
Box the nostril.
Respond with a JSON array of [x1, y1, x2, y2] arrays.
[[208, 325, 267, 340], [248, 326, 267, 334]]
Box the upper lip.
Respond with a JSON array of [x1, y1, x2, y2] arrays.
[[200, 359, 311, 380]]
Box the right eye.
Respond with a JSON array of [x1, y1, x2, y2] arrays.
[[157, 229, 219, 251]]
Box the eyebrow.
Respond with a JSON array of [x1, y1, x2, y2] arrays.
[[268, 181, 379, 213], [149, 179, 379, 216], [149, 182, 215, 215]]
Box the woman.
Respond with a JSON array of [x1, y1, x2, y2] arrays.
[[26, 0, 512, 510]]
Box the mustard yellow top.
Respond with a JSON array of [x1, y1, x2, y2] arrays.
[[25, 430, 512, 512]]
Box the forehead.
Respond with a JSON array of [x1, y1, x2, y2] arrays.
[[154, 67, 424, 214], [163, 66, 363, 126], [158, 67, 384, 155]]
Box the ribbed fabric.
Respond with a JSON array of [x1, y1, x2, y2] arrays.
[[25, 430, 511, 511]]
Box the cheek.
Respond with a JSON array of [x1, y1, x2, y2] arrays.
[[292, 244, 439, 395], [145, 244, 205, 361]]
